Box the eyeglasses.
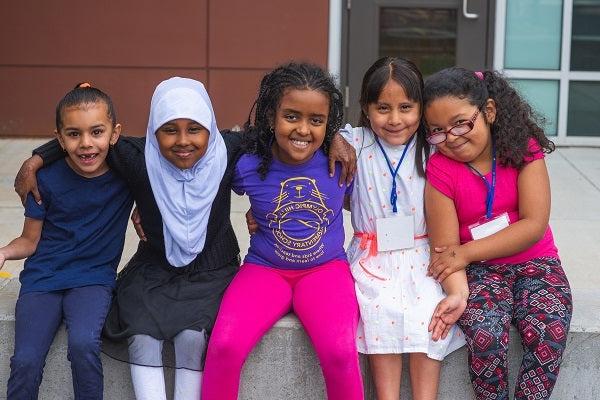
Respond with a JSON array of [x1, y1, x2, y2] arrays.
[[426, 109, 480, 145]]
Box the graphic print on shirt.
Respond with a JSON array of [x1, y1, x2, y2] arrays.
[[267, 177, 333, 264]]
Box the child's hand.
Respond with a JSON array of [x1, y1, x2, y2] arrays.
[[328, 133, 357, 186], [428, 293, 467, 341], [131, 207, 147, 242], [14, 155, 43, 206], [427, 245, 469, 282], [245, 209, 258, 235], [0, 252, 5, 269]]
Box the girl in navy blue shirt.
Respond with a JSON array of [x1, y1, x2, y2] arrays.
[[0, 84, 133, 399]]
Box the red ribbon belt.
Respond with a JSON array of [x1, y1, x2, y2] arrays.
[[353, 232, 428, 281]]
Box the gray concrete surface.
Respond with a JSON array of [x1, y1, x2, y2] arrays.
[[0, 139, 599, 399]]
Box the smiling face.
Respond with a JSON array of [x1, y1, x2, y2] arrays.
[[366, 79, 421, 146], [424, 95, 496, 167], [155, 118, 210, 170], [56, 102, 120, 178], [272, 88, 330, 165]]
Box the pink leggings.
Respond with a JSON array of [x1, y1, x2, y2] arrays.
[[202, 260, 363, 400]]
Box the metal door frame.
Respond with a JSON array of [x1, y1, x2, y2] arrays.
[[340, 0, 496, 124]]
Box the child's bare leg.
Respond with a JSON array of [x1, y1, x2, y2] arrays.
[[409, 353, 440, 400], [369, 354, 402, 400]]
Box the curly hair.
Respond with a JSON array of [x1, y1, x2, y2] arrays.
[[422, 67, 555, 169], [357, 56, 429, 177], [243, 62, 344, 179]]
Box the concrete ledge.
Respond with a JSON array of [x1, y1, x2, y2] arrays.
[[0, 279, 598, 399]]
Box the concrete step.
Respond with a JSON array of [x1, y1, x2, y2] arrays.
[[0, 279, 597, 399]]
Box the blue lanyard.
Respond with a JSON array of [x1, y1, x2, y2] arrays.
[[374, 135, 413, 213], [467, 145, 496, 220]]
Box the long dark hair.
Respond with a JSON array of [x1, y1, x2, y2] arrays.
[[423, 67, 555, 169], [243, 62, 344, 180], [358, 56, 429, 177]]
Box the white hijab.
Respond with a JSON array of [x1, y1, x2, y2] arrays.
[[145, 77, 227, 267]]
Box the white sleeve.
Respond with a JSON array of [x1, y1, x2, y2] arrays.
[[339, 123, 358, 149]]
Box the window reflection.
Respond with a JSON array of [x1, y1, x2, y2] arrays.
[[571, 0, 600, 71], [379, 8, 456, 76], [511, 79, 559, 136], [504, 0, 563, 70], [568, 81, 600, 135]]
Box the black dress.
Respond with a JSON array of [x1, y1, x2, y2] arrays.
[[34, 131, 243, 368]]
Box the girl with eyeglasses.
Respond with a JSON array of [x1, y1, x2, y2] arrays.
[[422, 67, 572, 400]]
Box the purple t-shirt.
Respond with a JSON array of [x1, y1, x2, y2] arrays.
[[233, 150, 352, 270]]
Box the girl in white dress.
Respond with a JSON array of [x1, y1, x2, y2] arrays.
[[341, 57, 467, 400]]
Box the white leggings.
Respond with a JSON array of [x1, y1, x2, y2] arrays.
[[128, 329, 206, 400]]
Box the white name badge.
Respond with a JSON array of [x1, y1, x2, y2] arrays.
[[376, 214, 415, 252], [469, 212, 510, 240]]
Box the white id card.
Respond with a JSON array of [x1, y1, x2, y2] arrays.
[[376, 214, 414, 251], [469, 212, 510, 240]]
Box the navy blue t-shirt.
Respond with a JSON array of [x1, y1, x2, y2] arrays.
[[20, 159, 133, 294]]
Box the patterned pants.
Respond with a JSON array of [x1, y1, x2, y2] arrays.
[[458, 257, 572, 400]]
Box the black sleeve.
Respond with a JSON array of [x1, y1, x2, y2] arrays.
[[221, 129, 244, 161], [106, 135, 147, 182], [32, 139, 64, 165]]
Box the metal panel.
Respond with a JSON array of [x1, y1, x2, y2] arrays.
[[209, 69, 270, 130], [208, 0, 328, 69], [0, 67, 207, 137], [344, 0, 495, 124], [0, 0, 208, 68]]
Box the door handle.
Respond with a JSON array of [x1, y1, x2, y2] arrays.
[[462, 0, 479, 19]]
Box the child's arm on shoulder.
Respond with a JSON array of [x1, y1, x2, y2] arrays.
[[15, 135, 143, 204], [14, 154, 45, 205], [329, 133, 357, 186], [106, 136, 145, 182], [221, 129, 244, 154], [429, 158, 551, 280], [0, 218, 43, 268], [15, 139, 65, 205]]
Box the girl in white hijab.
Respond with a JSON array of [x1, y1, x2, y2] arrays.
[[115, 77, 227, 399], [145, 77, 227, 268], [107, 77, 231, 400]]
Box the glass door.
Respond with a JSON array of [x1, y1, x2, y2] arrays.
[[344, 0, 494, 124]]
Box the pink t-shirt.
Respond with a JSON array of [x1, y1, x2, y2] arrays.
[[426, 139, 558, 264]]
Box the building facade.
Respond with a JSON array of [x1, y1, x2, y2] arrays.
[[1, 0, 599, 145]]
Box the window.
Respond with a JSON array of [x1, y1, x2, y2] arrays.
[[495, 0, 600, 144]]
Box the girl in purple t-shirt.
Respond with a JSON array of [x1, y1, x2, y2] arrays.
[[202, 63, 363, 400], [422, 67, 572, 400]]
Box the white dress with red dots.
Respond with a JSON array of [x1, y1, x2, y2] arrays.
[[341, 124, 465, 360]]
